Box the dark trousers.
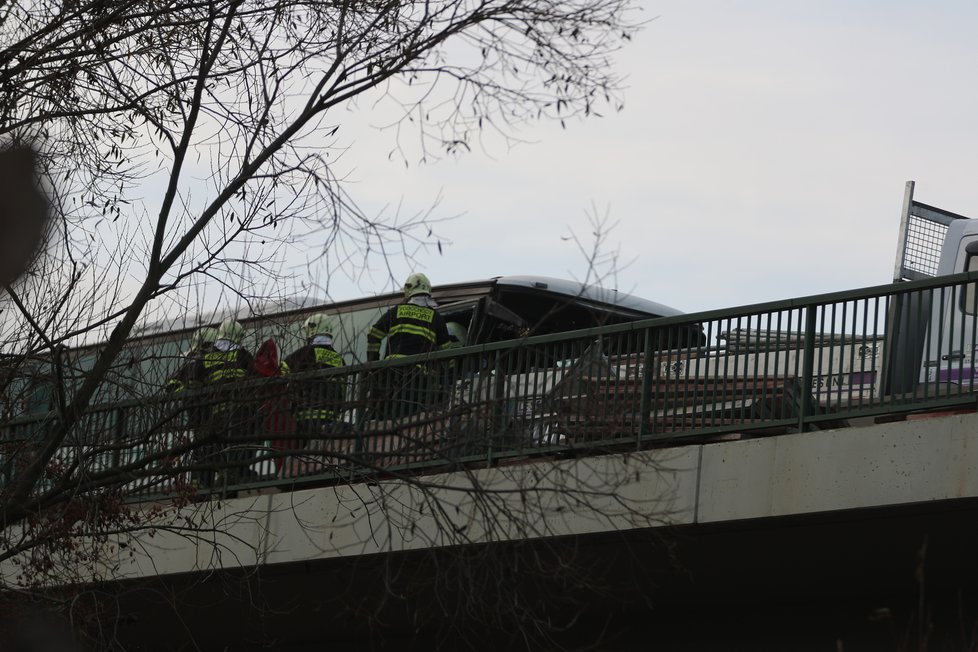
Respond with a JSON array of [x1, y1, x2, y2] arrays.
[[370, 366, 434, 421], [195, 402, 257, 486]]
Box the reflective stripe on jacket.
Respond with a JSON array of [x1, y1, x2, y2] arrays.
[[203, 350, 251, 384], [189, 347, 256, 414]]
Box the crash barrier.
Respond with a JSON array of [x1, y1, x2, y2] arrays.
[[4, 271, 978, 500]]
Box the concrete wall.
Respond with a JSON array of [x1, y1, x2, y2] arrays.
[[6, 412, 977, 586], [697, 412, 978, 522]]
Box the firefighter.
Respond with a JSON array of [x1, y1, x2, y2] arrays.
[[366, 273, 453, 418], [284, 313, 347, 445], [165, 326, 217, 486], [166, 326, 218, 394], [367, 273, 453, 361], [198, 318, 258, 485]]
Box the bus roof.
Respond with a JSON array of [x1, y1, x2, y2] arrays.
[[120, 275, 684, 348], [491, 276, 683, 318]]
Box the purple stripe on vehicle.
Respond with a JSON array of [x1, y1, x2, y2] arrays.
[[848, 371, 876, 386], [937, 367, 977, 383]]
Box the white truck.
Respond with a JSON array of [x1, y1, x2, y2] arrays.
[[892, 180, 978, 392]]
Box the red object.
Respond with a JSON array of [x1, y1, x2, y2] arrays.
[[254, 338, 297, 474], [253, 338, 282, 377]]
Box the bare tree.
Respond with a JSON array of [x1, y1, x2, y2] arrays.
[[0, 0, 658, 647]]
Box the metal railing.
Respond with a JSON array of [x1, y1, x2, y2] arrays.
[[4, 271, 978, 501]]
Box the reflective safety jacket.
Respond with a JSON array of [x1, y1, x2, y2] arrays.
[[200, 347, 255, 385], [367, 302, 452, 362], [191, 346, 256, 414], [284, 343, 345, 421], [166, 357, 203, 394]]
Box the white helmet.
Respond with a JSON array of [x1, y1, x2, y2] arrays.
[[189, 326, 218, 353], [216, 319, 245, 344], [403, 272, 432, 299], [303, 312, 334, 340]]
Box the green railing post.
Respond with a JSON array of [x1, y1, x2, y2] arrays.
[[799, 304, 818, 432], [638, 328, 653, 443], [352, 370, 367, 483], [488, 354, 505, 466], [112, 407, 125, 470]]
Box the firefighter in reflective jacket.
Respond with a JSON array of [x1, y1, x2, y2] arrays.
[[367, 273, 453, 418], [367, 273, 453, 361], [196, 319, 257, 484], [285, 313, 346, 443]]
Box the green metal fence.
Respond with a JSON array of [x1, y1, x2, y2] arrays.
[[4, 271, 978, 500]]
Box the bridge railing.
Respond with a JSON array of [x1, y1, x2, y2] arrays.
[[4, 271, 978, 499]]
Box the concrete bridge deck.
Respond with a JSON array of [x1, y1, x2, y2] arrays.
[[25, 410, 978, 650]]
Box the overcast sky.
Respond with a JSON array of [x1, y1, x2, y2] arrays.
[[298, 1, 978, 315]]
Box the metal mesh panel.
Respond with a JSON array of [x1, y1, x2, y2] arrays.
[[901, 211, 949, 279]]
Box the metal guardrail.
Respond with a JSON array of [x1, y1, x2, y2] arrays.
[[4, 271, 978, 501]]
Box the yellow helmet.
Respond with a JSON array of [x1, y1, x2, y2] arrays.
[[403, 272, 432, 299], [189, 326, 218, 353], [303, 312, 334, 339], [217, 319, 245, 344]]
